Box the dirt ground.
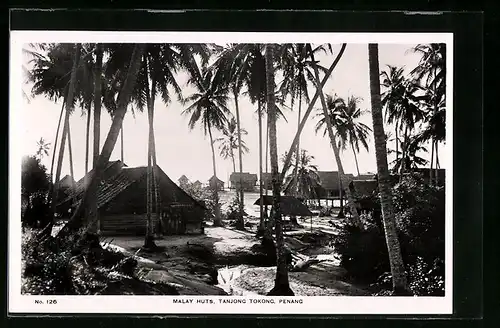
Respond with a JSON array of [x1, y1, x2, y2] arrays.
[[103, 215, 367, 296]]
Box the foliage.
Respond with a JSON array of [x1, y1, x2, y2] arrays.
[[22, 228, 179, 295], [21, 155, 52, 228], [332, 174, 445, 295], [281, 149, 320, 199], [180, 181, 219, 219]]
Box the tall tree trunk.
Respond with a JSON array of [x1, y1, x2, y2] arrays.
[[368, 44, 411, 296], [395, 121, 399, 171], [234, 90, 245, 230], [208, 124, 222, 227], [400, 124, 409, 177], [67, 120, 75, 183], [144, 71, 157, 249], [231, 149, 236, 174], [337, 175, 345, 218], [429, 139, 435, 185], [309, 45, 362, 228], [90, 43, 103, 233], [258, 98, 265, 234], [264, 112, 270, 226], [120, 124, 124, 163], [50, 102, 65, 183], [50, 43, 80, 232], [150, 87, 161, 237], [57, 44, 145, 239], [281, 44, 347, 180], [47, 101, 65, 218], [352, 142, 361, 176], [435, 141, 440, 184], [293, 92, 302, 195], [85, 103, 92, 174], [266, 44, 294, 296]]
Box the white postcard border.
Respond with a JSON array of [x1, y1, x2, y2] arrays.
[[9, 31, 454, 315]]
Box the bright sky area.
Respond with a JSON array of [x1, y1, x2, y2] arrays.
[[20, 43, 448, 184]]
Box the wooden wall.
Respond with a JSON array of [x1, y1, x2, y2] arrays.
[[100, 213, 159, 236]]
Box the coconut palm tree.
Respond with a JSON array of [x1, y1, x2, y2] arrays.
[[277, 44, 329, 196], [381, 66, 425, 175], [214, 117, 249, 173], [58, 44, 145, 238], [280, 44, 347, 180], [35, 138, 51, 160], [282, 149, 320, 201], [307, 43, 362, 228], [368, 43, 411, 295], [182, 66, 231, 227], [265, 43, 294, 296], [411, 43, 446, 184]]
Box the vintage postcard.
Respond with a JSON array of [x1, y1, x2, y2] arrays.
[[9, 31, 453, 314]]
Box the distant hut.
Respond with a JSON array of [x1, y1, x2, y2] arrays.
[[208, 175, 224, 191], [178, 175, 190, 188], [261, 172, 273, 190], [314, 171, 354, 206], [192, 180, 202, 189], [254, 195, 313, 217], [230, 172, 258, 191], [57, 162, 206, 236]]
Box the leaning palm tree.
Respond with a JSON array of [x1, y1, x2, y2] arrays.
[[368, 43, 411, 295], [214, 117, 249, 173], [182, 67, 231, 227], [57, 44, 145, 238], [265, 43, 294, 296]]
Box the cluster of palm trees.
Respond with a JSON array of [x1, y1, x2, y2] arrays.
[[380, 44, 446, 182], [24, 41, 445, 296]]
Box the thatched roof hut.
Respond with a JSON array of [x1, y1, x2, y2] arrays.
[[314, 171, 354, 198], [253, 195, 313, 217]]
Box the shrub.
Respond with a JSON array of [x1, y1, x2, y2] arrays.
[[21, 156, 52, 228], [333, 174, 445, 295]]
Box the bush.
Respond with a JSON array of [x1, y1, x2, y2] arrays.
[[333, 174, 445, 295], [21, 156, 52, 228]]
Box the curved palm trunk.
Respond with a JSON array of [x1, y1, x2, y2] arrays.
[[257, 98, 265, 234], [352, 142, 361, 176], [293, 92, 302, 195], [50, 102, 65, 183], [429, 139, 435, 184], [50, 43, 80, 233], [231, 149, 236, 174], [309, 46, 361, 228], [234, 91, 245, 230], [266, 44, 294, 296], [368, 44, 411, 295], [120, 124, 124, 163], [145, 99, 155, 248], [281, 44, 347, 179], [90, 43, 103, 233], [208, 124, 222, 227], [85, 104, 92, 174], [57, 44, 145, 239], [395, 121, 399, 171], [67, 120, 75, 183]]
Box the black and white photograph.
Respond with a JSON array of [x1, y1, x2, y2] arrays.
[[9, 31, 452, 314]]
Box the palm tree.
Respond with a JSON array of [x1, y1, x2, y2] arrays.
[[381, 66, 425, 175], [307, 44, 362, 228], [280, 44, 347, 180], [282, 149, 320, 201], [58, 44, 145, 238], [214, 117, 249, 173], [50, 43, 80, 228], [183, 66, 231, 227], [411, 43, 446, 184], [277, 44, 328, 196], [35, 138, 51, 160], [265, 44, 294, 296], [368, 43, 411, 296]]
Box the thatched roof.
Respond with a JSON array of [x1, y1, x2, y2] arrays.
[[209, 175, 224, 183], [230, 172, 258, 183], [57, 162, 206, 211], [55, 174, 75, 189], [316, 171, 354, 190], [253, 195, 313, 217], [349, 179, 378, 198]]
